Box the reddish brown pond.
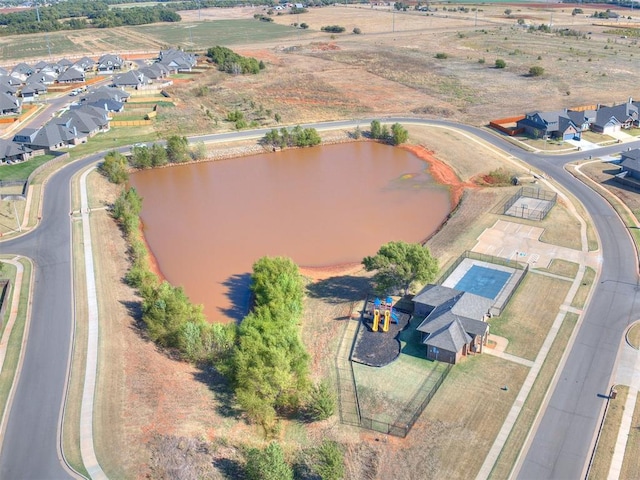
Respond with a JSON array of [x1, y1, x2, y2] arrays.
[[129, 142, 451, 322]]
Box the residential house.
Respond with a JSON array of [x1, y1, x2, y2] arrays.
[[83, 85, 130, 106], [516, 110, 581, 140], [11, 62, 33, 82], [57, 66, 85, 84], [58, 58, 74, 69], [13, 123, 75, 151], [413, 285, 491, 365], [158, 48, 197, 73], [28, 71, 57, 85], [58, 107, 110, 141], [0, 79, 18, 96], [592, 101, 638, 133], [0, 92, 21, 115], [618, 148, 640, 181], [96, 54, 124, 73], [20, 82, 47, 102], [138, 63, 170, 81], [111, 70, 149, 89], [566, 109, 596, 132], [73, 57, 95, 72], [0, 139, 32, 164]]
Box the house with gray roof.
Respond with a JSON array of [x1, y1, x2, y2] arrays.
[[28, 71, 56, 85], [97, 54, 124, 73], [111, 70, 149, 89], [0, 80, 18, 96], [21, 82, 47, 102], [593, 101, 638, 133], [0, 138, 32, 164], [83, 85, 130, 106], [11, 62, 33, 81], [414, 285, 491, 364], [57, 107, 109, 141], [617, 148, 640, 182], [13, 123, 75, 151], [158, 48, 197, 73], [57, 66, 85, 83], [0, 92, 21, 115], [73, 57, 95, 72], [138, 63, 170, 81], [516, 110, 581, 140]]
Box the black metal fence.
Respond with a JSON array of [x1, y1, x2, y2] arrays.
[[502, 186, 557, 221], [359, 363, 452, 438]]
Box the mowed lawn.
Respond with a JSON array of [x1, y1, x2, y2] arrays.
[[489, 273, 572, 361], [373, 355, 529, 479]]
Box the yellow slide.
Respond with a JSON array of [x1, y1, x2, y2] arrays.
[[383, 310, 390, 332], [373, 309, 380, 332]]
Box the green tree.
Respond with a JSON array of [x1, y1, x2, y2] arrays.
[[362, 241, 438, 295], [150, 143, 168, 167], [190, 142, 207, 160], [495, 58, 506, 69], [390, 123, 409, 145], [142, 281, 205, 348], [370, 119, 382, 139], [307, 380, 336, 420], [246, 442, 293, 480], [504, 8, 512, 16], [166, 135, 189, 163], [315, 441, 345, 480], [99, 150, 128, 184], [131, 145, 151, 169]]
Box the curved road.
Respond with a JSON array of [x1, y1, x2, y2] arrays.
[[0, 119, 637, 479]]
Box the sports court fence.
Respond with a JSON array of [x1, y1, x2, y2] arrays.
[[502, 186, 557, 221]]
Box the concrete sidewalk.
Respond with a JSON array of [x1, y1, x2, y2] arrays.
[[78, 166, 108, 480], [607, 340, 640, 480]]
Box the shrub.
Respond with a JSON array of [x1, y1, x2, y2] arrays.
[[478, 57, 485, 64], [307, 381, 336, 420], [300, 22, 308, 29], [99, 151, 129, 184], [353, 27, 361, 34], [529, 65, 545, 77], [435, 52, 448, 59], [315, 441, 344, 480], [495, 58, 506, 68], [321, 25, 345, 33]]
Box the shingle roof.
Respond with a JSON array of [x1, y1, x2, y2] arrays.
[[423, 318, 471, 353], [413, 284, 461, 309], [0, 138, 31, 161]]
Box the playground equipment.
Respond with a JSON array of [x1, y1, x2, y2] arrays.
[[371, 296, 400, 332], [382, 309, 390, 332], [373, 309, 381, 332]]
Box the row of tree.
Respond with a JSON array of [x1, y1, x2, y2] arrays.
[[369, 120, 410, 145], [106, 177, 335, 432], [98, 136, 205, 183], [206, 46, 265, 75], [262, 125, 322, 149], [0, 1, 180, 34]]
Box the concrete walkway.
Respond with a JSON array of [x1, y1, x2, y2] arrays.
[[78, 167, 107, 480], [476, 169, 600, 479], [607, 340, 640, 480], [0, 256, 30, 441]]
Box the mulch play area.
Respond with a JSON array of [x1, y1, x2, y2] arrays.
[[350, 297, 412, 367]]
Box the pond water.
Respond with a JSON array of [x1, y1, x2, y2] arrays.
[[129, 141, 451, 321]]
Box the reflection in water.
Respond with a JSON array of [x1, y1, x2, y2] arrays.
[[129, 142, 451, 322]]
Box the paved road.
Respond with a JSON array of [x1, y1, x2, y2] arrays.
[[0, 119, 637, 479], [0, 152, 103, 479]]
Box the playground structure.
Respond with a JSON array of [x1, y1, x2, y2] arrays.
[[372, 296, 399, 333]]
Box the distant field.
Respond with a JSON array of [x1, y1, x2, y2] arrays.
[[0, 19, 301, 63], [136, 19, 302, 48]]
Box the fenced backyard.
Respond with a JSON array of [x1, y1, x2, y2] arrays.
[[335, 306, 451, 438], [502, 186, 557, 221]]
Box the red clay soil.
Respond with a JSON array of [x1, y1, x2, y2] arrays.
[[401, 144, 476, 207]]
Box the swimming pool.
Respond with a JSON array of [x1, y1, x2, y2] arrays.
[[453, 265, 512, 300]]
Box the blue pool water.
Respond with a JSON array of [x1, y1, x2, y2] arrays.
[[454, 265, 511, 300]]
